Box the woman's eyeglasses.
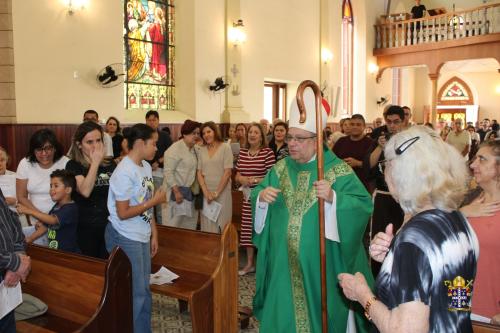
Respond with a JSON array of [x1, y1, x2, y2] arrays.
[[34, 145, 54, 154]]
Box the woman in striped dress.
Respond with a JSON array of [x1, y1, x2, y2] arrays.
[[235, 123, 275, 276]]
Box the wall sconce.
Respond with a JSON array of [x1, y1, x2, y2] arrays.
[[63, 0, 88, 15], [228, 19, 247, 46], [495, 85, 500, 94], [321, 48, 333, 64], [368, 62, 379, 75]]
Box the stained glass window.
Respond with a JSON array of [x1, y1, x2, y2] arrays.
[[124, 0, 175, 110], [437, 76, 474, 105], [441, 82, 469, 101], [341, 0, 353, 116]]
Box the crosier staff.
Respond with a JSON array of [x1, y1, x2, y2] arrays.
[[296, 80, 327, 333]]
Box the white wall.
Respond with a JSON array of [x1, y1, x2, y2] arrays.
[[241, 0, 321, 122], [12, 0, 328, 124], [13, 0, 124, 124], [438, 71, 500, 121], [9, 0, 398, 125], [360, 0, 386, 122]]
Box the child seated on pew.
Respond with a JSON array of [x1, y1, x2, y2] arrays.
[[17, 169, 80, 253]]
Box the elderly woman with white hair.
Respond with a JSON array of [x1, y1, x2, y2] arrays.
[[338, 125, 479, 333]]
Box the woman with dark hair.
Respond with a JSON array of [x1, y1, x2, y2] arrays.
[[268, 121, 289, 161], [106, 123, 166, 333], [197, 121, 233, 233], [66, 121, 116, 258], [16, 128, 69, 245], [235, 123, 275, 275], [105, 116, 124, 161], [163, 119, 201, 230]]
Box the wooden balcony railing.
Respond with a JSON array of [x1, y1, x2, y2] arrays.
[[374, 3, 500, 49]]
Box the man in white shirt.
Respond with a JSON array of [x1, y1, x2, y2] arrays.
[[446, 118, 471, 160]]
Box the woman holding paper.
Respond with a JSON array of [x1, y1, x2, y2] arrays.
[[235, 123, 275, 275], [197, 122, 233, 233], [163, 120, 201, 230]]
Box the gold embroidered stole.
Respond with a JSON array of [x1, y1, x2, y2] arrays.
[[274, 159, 338, 332]]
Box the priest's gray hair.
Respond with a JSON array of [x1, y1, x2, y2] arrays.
[[384, 125, 469, 215]]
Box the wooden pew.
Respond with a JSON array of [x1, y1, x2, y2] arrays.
[[151, 223, 238, 333], [231, 190, 243, 231], [17, 245, 133, 333], [473, 321, 500, 333]]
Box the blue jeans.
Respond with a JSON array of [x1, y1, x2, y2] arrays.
[[105, 223, 152, 333]]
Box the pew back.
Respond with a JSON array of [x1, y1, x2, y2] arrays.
[[18, 245, 132, 333], [153, 226, 221, 276], [151, 223, 238, 333], [231, 190, 243, 231]]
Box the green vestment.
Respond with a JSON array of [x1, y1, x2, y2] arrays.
[[251, 148, 374, 333]]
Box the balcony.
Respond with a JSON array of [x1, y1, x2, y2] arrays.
[[373, 3, 500, 79]]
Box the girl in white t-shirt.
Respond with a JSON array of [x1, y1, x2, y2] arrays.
[[16, 129, 69, 245], [106, 123, 166, 333]]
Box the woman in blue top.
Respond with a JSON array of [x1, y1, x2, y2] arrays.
[[106, 123, 166, 333]]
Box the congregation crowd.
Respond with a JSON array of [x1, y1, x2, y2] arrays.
[[1, 98, 499, 332]]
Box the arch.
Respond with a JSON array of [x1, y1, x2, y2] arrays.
[[437, 76, 474, 106]]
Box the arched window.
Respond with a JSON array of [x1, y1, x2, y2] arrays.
[[341, 0, 353, 115], [124, 0, 175, 110], [437, 76, 474, 106]]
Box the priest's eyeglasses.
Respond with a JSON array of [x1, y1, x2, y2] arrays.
[[378, 136, 420, 173], [285, 135, 317, 143]]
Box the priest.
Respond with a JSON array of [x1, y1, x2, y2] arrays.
[[251, 87, 374, 333]]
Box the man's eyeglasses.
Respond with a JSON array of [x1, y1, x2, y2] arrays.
[[385, 119, 402, 126], [35, 145, 54, 154], [285, 135, 316, 143]]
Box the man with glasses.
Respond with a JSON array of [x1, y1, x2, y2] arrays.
[[363, 105, 405, 276], [251, 88, 373, 333], [446, 118, 471, 160]]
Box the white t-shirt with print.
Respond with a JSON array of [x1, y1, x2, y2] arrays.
[[107, 156, 154, 243]]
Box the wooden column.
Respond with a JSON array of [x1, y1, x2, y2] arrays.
[[428, 73, 440, 125], [0, 0, 16, 123]]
